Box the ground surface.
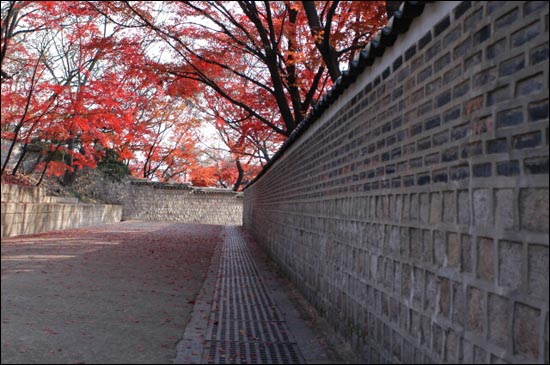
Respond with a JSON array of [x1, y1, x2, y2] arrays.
[[1, 221, 221, 364], [1, 221, 355, 364]]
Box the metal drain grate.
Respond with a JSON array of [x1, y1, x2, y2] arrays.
[[200, 226, 305, 364], [207, 319, 293, 343], [204, 341, 302, 364]]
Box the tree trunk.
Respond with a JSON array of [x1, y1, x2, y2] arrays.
[[1, 130, 21, 175], [233, 159, 244, 191], [11, 142, 28, 175], [62, 138, 75, 185]]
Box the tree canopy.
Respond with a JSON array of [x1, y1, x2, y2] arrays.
[[1, 1, 388, 190]]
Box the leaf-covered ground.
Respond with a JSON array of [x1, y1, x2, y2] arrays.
[[1, 221, 221, 364]]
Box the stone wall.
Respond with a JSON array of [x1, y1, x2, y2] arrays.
[[244, 1, 549, 364], [1, 184, 122, 237], [122, 181, 243, 225], [71, 169, 243, 225]]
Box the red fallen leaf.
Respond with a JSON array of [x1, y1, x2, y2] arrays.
[[43, 328, 58, 334], [187, 300, 195, 304]]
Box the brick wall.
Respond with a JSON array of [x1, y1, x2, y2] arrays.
[[244, 1, 549, 363]]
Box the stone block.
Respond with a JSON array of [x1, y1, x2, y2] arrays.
[[453, 282, 465, 328], [447, 232, 460, 269], [434, 231, 447, 267], [528, 244, 549, 299], [488, 293, 511, 348], [496, 160, 520, 176], [499, 53, 525, 77], [495, 189, 515, 229], [402, 194, 411, 221], [546, 313, 549, 364], [439, 277, 451, 318], [410, 194, 420, 220], [463, 339, 474, 364], [421, 315, 431, 347], [410, 309, 421, 340], [425, 272, 439, 314], [511, 21, 543, 48], [530, 42, 549, 65], [411, 228, 423, 262], [433, 323, 444, 357], [474, 345, 487, 363], [478, 237, 495, 282], [474, 189, 493, 228], [498, 240, 523, 291], [413, 268, 424, 309], [496, 107, 524, 129], [512, 132, 542, 149], [422, 230, 433, 265], [468, 286, 484, 335], [430, 193, 442, 224], [487, 38, 507, 60], [523, 1, 549, 16], [443, 191, 456, 224], [395, 195, 402, 222], [400, 227, 410, 258], [402, 264, 412, 300], [524, 157, 549, 174], [392, 330, 402, 359], [514, 303, 540, 359], [520, 188, 549, 233], [458, 190, 470, 225], [420, 193, 429, 223], [517, 73, 546, 97], [388, 226, 399, 255]]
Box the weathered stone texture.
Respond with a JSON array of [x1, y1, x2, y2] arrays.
[[244, 1, 549, 363], [122, 183, 242, 225], [70, 169, 243, 225], [1, 184, 121, 237]]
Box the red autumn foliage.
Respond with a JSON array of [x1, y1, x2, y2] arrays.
[[1, 1, 388, 190]]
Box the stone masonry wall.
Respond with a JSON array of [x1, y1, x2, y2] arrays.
[[70, 169, 243, 225], [122, 182, 243, 225], [244, 2, 549, 364], [1, 184, 122, 237]]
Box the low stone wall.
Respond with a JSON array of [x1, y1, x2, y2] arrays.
[[70, 170, 243, 225], [1, 202, 122, 237], [1, 184, 122, 238], [1, 183, 46, 203], [122, 182, 243, 225]]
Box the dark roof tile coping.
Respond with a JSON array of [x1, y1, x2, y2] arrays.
[[129, 180, 240, 195]]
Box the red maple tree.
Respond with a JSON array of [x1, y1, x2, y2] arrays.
[[1, 1, 389, 189]]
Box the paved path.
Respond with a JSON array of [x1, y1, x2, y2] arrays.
[[1, 222, 352, 364], [1, 221, 221, 364], [176, 226, 331, 364]]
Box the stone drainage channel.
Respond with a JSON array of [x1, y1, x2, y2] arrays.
[[176, 226, 328, 364]]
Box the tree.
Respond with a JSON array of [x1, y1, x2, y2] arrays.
[[2, 1, 388, 188], [1, 1, 203, 184], [115, 1, 387, 139]]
